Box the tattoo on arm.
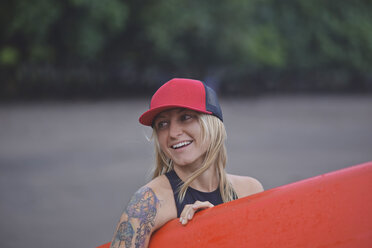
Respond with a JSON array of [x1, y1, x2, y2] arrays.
[[112, 220, 134, 247], [111, 187, 160, 248]]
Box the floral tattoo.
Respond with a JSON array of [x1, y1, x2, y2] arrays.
[[112, 187, 159, 248]]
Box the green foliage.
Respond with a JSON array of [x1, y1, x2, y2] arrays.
[[1, 0, 372, 99], [10, 0, 62, 41], [4, 0, 128, 61], [67, 0, 128, 58], [0, 46, 20, 66], [277, 0, 372, 72]]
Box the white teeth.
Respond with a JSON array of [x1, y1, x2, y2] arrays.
[[172, 141, 191, 149]]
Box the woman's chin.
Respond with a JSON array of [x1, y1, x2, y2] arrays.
[[173, 159, 204, 170], [173, 161, 191, 167]]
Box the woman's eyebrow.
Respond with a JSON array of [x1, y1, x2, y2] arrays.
[[156, 115, 166, 119], [156, 112, 172, 119], [177, 108, 187, 113], [156, 108, 186, 120]]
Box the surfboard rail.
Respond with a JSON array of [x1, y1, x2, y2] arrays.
[[98, 161, 372, 248]]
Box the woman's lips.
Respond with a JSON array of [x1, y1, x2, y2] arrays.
[[171, 141, 193, 149]]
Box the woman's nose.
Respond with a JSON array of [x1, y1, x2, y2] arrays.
[[169, 122, 182, 138]]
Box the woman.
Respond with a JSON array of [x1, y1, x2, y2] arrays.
[[110, 78, 263, 248]]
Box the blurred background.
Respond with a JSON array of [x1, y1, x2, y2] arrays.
[[0, 0, 371, 247]]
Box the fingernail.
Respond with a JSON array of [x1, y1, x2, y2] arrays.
[[179, 217, 182, 222], [188, 214, 192, 220], [182, 219, 186, 225]]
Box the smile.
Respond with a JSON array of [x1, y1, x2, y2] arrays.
[[171, 141, 193, 149]]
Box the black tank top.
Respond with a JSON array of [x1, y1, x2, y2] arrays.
[[165, 170, 231, 217]]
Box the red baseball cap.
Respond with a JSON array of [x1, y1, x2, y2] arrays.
[[139, 78, 223, 126]]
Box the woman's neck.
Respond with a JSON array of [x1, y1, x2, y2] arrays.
[[173, 164, 219, 192]]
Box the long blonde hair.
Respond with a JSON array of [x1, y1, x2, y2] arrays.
[[152, 113, 236, 203]]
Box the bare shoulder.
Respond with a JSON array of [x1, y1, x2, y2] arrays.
[[145, 174, 172, 200], [228, 174, 264, 198]]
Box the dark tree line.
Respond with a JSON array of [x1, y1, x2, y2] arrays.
[[1, 0, 372, 99]]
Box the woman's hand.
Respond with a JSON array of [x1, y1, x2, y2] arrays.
[[179, 201, 214, 225]]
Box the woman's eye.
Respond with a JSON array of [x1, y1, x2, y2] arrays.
[[156, 121, 168, 129], [181, 114, 192, 121]]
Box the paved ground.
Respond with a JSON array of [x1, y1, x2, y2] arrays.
[[0, 95, 371, 248]]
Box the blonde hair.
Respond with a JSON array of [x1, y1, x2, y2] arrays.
[[152, 113, 236, 203]]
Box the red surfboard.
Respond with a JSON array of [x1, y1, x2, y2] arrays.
[[98, 161, 372, 248]]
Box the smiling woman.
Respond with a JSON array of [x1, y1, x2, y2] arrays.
[[154, 109, 209, 169], [109, 78, 264, 248]]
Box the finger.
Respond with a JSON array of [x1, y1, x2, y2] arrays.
[[188, 209, 196, 220], [185, 202, 214, 224], [180, 205, 193, 225], [180, 202, 214, 225], [183, 206, 196, 225], [192, 201, 214, 210], [180, 204, 191, 220]]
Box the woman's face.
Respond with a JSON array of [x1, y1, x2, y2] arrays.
[[154, 108, 209, 169]]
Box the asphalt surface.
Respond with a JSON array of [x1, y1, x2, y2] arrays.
[[0, 95, 371, 248]]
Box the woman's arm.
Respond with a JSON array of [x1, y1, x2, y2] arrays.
[[110, 187, 160, 248]]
